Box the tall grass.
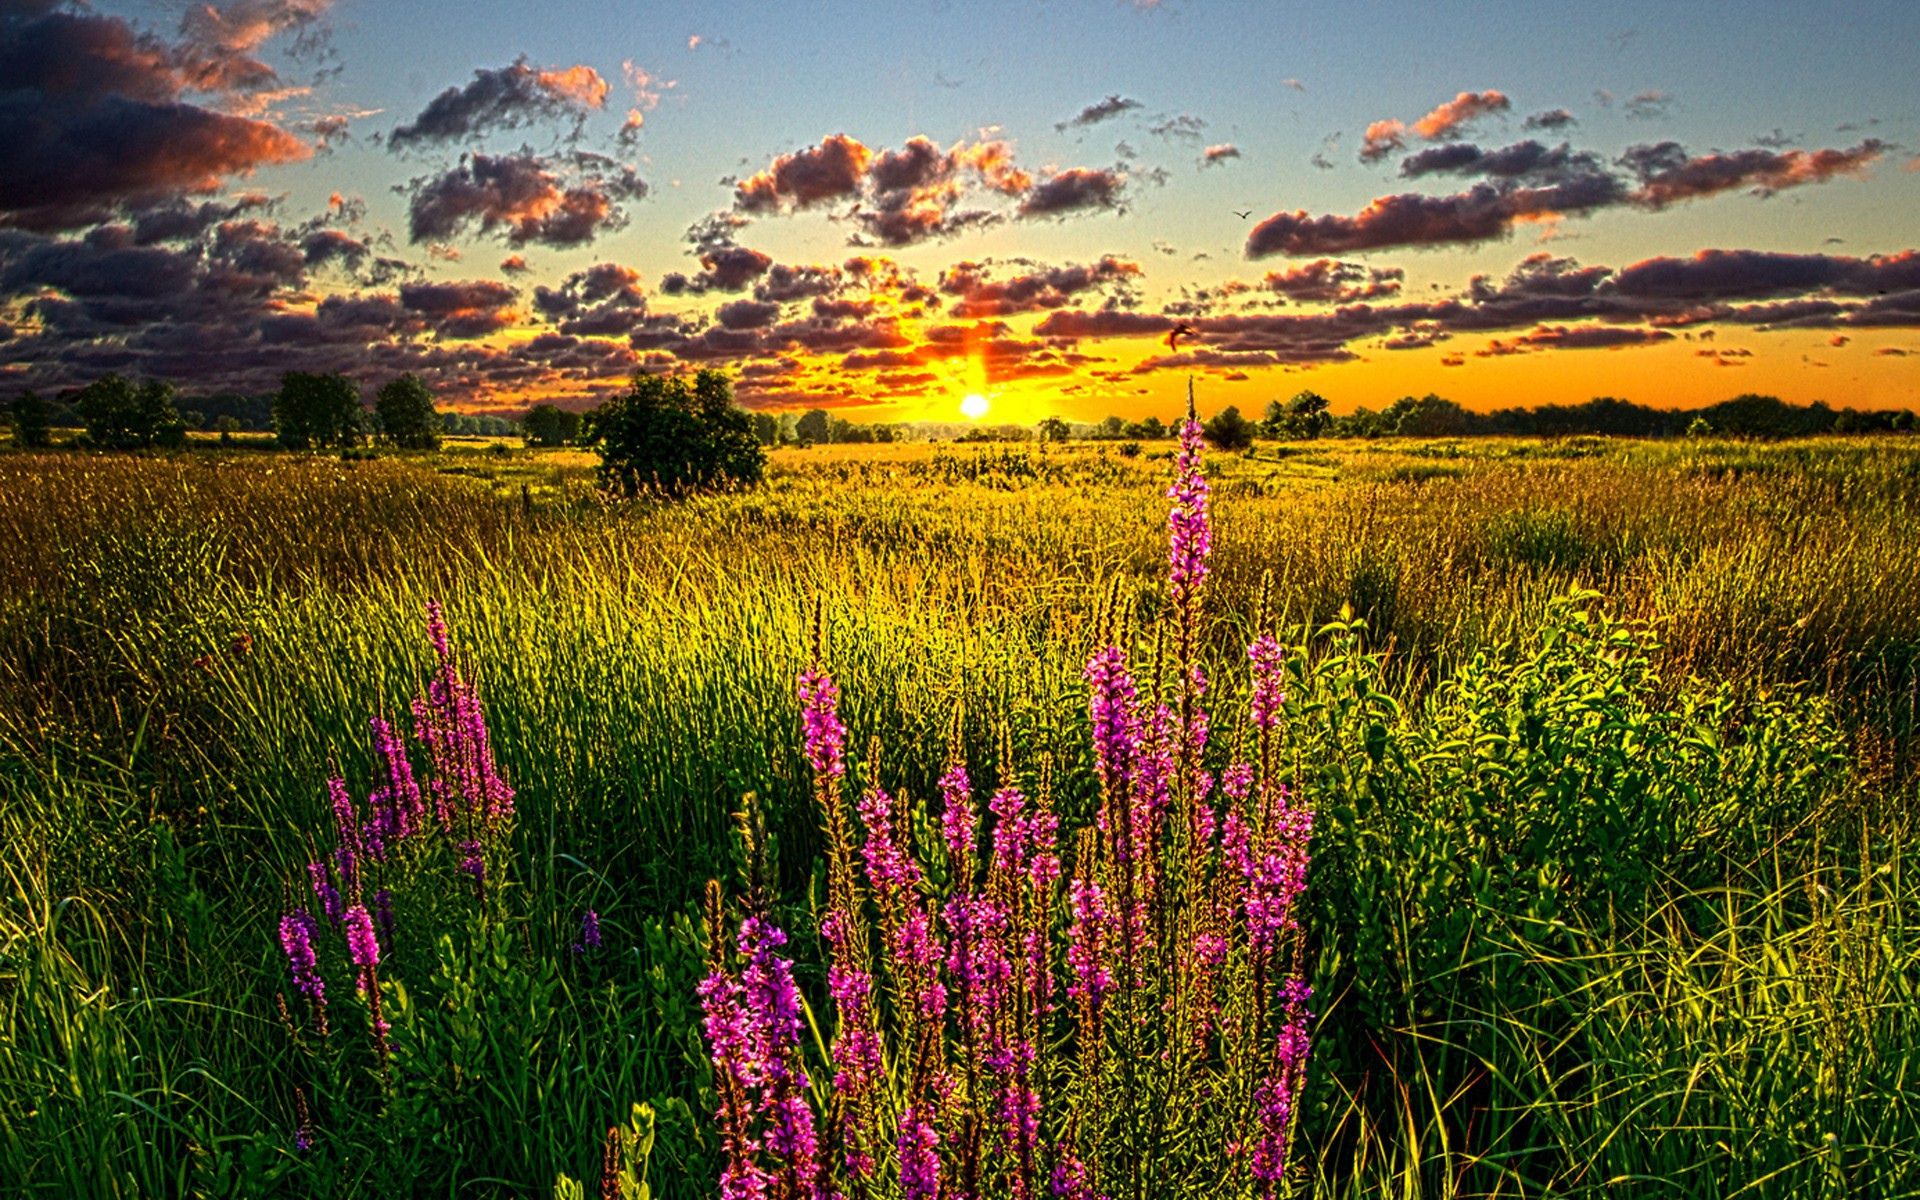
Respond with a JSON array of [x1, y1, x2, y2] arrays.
[[1, 436, 1916, 1196]]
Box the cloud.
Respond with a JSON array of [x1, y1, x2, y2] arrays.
[[1400, 139, 1598, 181], [1201, 143, 1241, 167], [1413, 90, 1511, 139], [175, 0, 333, 95], [1625, 139, 1886, 208], [1359, 119, 1407, 163], [939, 255, 1141, 317], [1524, 108, 1577, 131], [659, 241, 773, 294], [1148, 113, 1207, 142], [1624, 90, 1672, 120], [1057, 94, 1142, 131], [0, 5, 312, 230], [406, 151, 647, 247], [734, 133, 873, 212], [1263, 259, 1404, 303], [1018, 167, 1126, 217], [1246, 172, 1623, 258], [388, 57, 608, 149], [399, 278, 520, 338], [1479, 324, 1673, 354], [1251, 137, 1884, 258]]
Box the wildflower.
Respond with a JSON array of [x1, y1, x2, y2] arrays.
[[855, 783, 920, 898], [343, 904, 381, 975], [367, 715, 423, 854], [1248, 635, 1286, 731], [938, 762, 976, 878], [372, 888, 396, 947], [278, 909, 325, 1003], [1167, 414, 1212, 610], [575, 908, 602, 954], [307, 860, 342, 924], [1064, 877, 1114, 1007], [897, 1104, 941, 1200], [797, 667, 846, 781], [413, 600, 514, 838], [1250, 979, 1313, 1189]]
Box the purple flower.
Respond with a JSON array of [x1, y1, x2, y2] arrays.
[[1248, 634, 1287, 731], [372, 888, 396, 947], [856, 784, 921, 897], [1167, 415, 1212, 608], [342, 904, 380, 975], [457, 839, 486, 888], [1065, 878, 1114, 1007], [1050, 1154, 1098, 1200], [797, 667, 846, 781], [1083, 645, 1138, 811], [894, 906, 947, 1021], [1251, 978, 1314, 1184], [307, 861, 342, 925], [575, 908, 602, 954], [938, 762, 975, 874], [366, 715, 422, 853], [278, 909, 325, 1002], [412, 601, 514, 837], [897, 1104, 941, 1200]]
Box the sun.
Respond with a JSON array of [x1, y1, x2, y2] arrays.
[[960, 392, 990, 420]]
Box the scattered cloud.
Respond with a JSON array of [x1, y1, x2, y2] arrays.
[[1056, 94, 1142, 131], [388, 57, 609, 149]]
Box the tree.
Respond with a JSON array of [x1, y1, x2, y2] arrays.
[[1128, 415, 1167, 440], [523, 402, 582, 447], [76, 374, 184, 449], [10, 390, 51, 448], [750, 411, 780, 446], [375, 374, 441, 450], [1037, 416, 1071, 443], [1098, 415, 1126, 440], [795, 408, 831, 445], [275, 372, 365, 450], [1203, 405, 1256, 451], [1285, 390, 1332, 439], [591, 368, 765, 496]]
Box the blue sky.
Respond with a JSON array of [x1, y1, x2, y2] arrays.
[[5, 0, 1916, 417]]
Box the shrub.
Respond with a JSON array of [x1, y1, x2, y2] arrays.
[[591, 370, 765, 496]]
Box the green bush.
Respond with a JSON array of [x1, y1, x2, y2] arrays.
[[589, 370, 764, 497]]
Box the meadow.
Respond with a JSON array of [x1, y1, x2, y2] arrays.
[[2, 432, 1918, 1198]]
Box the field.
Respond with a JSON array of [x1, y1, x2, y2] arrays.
[[3, 434, 1918, 1198]]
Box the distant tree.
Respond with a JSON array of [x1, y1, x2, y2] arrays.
[[1262, 399, 1288, 439], [523, 402, 582, 447], [1284, 390, 1332, 439], [1037, 416, 1071, 443], [1388, 393, 1474, 437], [1892, 410, 1916, 434], [591, 368, 765, 496], [750, 411, 780, 445], [1098, 415, 1126, 440], [1686, 416, 1714, 438], [10, 390, 51, 448], [1203, 405, 1256, 451], [76, 374, 184, 449], [1132, 415, 1167, 440], [275, 372, 365, 450], [795, 408, 831, 445], [375, 374, 441, 450]]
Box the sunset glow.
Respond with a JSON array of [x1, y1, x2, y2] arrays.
[[1, 1, 1915, 421], [960, 393, 991, 420]]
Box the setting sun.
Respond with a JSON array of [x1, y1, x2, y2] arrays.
[[959, 393, 990, 420]]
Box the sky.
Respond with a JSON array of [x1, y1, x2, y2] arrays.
[[2, 0, 1917, 423]]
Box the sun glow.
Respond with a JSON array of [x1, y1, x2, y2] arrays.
[[960, 392, 990, 419]]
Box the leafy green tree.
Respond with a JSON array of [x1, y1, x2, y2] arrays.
[[590, 369, 765, 496], [1203, 404, 1256, 451], [1126, 415, 1167, 440], [1097, 415, 1126, 440], [794, 408, 832, 445], [1036, 416, 1071, 443], [524, 403, 583, 447], [750, 411, 780, 445], [375, 374, 441, 450], [275, 372, 365, 450], [76, 374, 184, 449], [1285, 390, 1332, 439], [10, 390, 51, 448]]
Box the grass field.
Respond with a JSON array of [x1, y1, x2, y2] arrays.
[[2, 433, 1917, 1197]]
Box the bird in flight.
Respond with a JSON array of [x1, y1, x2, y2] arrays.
[[1168, 322, 1198, 353], [1232, 209, 1252, 219]]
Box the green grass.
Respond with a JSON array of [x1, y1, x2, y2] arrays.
[[1, 435, 1917, 1197]]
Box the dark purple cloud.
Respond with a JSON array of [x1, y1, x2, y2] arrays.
[[389, 57, 609, 149], [406, 151, 646, 247], [1056, 94, 1142, 131]]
